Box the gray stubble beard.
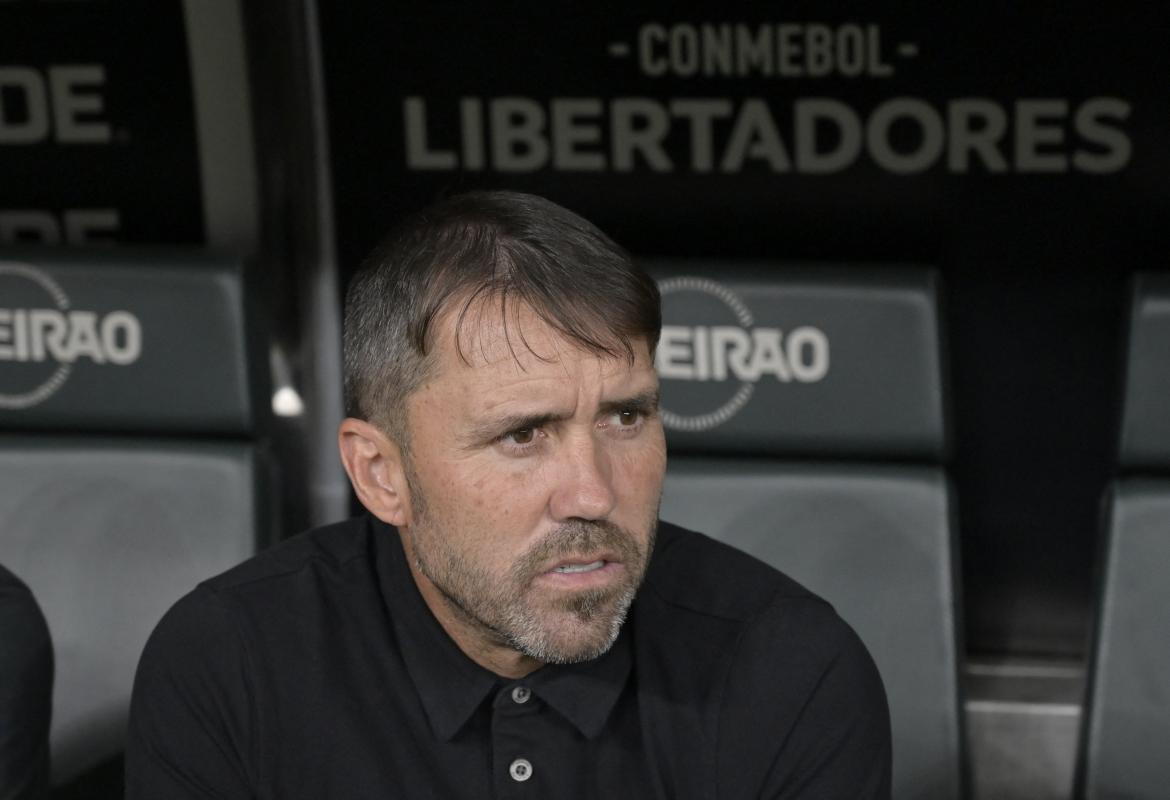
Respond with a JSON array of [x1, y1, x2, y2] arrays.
[[403, 465, 656, 664]]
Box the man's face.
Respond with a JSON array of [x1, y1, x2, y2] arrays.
[[399, 301, 666, 665]]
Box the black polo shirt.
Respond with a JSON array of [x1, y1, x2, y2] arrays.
[[126, 516, 890, 799]]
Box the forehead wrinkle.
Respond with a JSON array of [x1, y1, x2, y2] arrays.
[[448, 291, 560, 371], [447, 287, 640, 376], [466, 352, 644, 427], [442, 347, 659, 453], [452, 296, 603, 377]]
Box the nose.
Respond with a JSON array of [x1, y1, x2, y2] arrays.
[[548, 431, 617, 522]]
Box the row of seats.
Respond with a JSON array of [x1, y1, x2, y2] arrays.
[[650, 264, 962, 800], [0, 250, 1165, 798], [650, 263, 1170, 800], [0, 251, 270, 783], [1077, 273, 1170, 798]]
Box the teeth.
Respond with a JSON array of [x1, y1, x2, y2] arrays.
[[553, 560, 605, 574]]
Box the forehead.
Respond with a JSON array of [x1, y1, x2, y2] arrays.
[[403, 298, 657, 446], [433, 294, 649, 377]]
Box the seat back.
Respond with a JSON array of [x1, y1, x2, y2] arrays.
[[653, 263, 964, 800], [0, 251, 266, 781], [1080, 273, 1170, 798]]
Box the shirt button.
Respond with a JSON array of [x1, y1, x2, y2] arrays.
[[511, 685, 531, 704], [509, 758, 533, 782]]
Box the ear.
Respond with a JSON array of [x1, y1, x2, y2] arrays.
[[338, 417, 413, 526]]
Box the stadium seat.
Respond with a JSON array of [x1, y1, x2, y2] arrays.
[[1078, 273, 1170, 799], [653, 263, 965, 800], [0, 251, 268, 783]]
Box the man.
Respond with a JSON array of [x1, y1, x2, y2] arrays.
[[127, 191, 890, 798], [0, 564, 53, 800]]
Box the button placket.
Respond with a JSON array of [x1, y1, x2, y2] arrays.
[[492, 683, 542, 795]]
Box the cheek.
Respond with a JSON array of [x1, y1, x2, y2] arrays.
[[467, 460, 539, 505], [613, 432, 667, 507], [435, 460, 551, 545]]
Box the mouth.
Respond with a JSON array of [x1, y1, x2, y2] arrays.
[[544, 551, 619, 573], [551, 559, 606, 574], [537, 554, 624, 588]]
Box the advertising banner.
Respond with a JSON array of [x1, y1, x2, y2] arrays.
[[318, 4, 1170, 655], [0, 0, 256, 250]]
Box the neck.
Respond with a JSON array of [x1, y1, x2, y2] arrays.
[[399, 533, 543, 679]]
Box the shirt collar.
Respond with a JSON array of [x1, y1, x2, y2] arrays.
[[523, 621, 632, 740], [371, 515, 633, 742], [374, 517, 498, 741]]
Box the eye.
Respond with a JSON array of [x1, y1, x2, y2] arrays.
[[616, 409, 641, 427], [507, 427, 536, 445], [494, 425, 545, 455], [604, 408, 646, 436]]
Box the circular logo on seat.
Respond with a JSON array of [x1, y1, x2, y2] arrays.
[[0, 261, 142, 410], [656, 276, 830, 432], [657, 276, 757, 431]]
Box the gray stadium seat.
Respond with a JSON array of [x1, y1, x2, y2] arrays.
[[1079, 274, 1170, 799], [652, 263, 965, 800], [0, 251, 267, 783]]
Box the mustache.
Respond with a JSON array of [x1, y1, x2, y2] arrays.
[[513, 519, 642, 579]]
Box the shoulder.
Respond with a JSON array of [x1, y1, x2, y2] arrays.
[[636, 519, 889, 795], [0, 564, 50, 639], [137, 516, 376, 672], [0, 567, 52, 800], [130, 517, 380, 753], [200, 515, 372, 595], [643, 520, 823, 621], [0, 564, 52, 667], [642, 520, 874, 670], [637, 520, 876, 703], [0, 564, 52, 694], [646, 521, 881, 688], [639, 522, 889, 794]]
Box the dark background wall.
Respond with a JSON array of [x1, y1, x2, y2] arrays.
[[4, 1, 1168, 661], [0, 4, 203, 245], [315, 2, 1170, 658]]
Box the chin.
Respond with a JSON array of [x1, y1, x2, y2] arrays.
[[518, 629, 618, 665], [509, 591, 633, 663]]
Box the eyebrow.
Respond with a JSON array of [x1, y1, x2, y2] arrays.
[[598, 388, 660, 418], [462, 388, 661, 447]]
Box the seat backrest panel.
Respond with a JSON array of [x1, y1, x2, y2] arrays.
[[0, 439, 259, 779], [662, 459, 962, 800]]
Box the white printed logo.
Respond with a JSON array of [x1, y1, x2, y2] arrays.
[[0, 261, 142, 409], [656, 276, 829, 431]]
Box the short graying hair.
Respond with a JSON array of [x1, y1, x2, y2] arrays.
[[343, 191, 661, 443]]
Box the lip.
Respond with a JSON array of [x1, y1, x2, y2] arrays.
[[536, 554, 624, 589], [541, 552, 620, 573]]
